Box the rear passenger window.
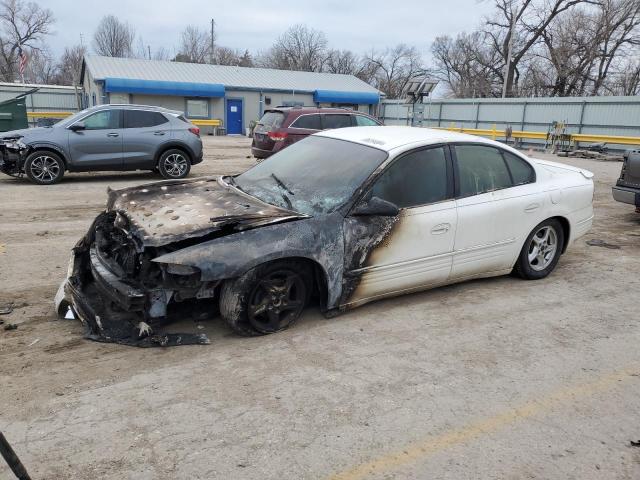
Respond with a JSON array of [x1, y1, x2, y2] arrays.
[[371, 147, 449, 208], [355, 115, 379, 126], [455, 145, 512, 197], [125, 110, 168, 128], [503, 151, 535, 185], [322, 114, 352, 129], [292, 114, 321, 130]]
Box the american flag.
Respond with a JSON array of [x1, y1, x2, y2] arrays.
[[18, 45, 27, 77]]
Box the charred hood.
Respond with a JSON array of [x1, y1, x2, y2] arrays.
[[106, 176, 307, 247]]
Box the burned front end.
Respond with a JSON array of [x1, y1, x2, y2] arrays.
[[0, 135, 27, 177], [55, 176, 307, 347], [59, 210, 213, 347]]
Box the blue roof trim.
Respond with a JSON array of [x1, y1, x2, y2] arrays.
[[104, 77, 225, 97], [314, 89, 379, 105]]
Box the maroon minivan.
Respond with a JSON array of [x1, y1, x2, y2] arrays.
[[251, 107, 381, 159]]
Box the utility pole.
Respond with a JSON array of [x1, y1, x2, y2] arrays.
[[148, 45, 151, 60], [501, 4, 516, 98], [79, 33, 84, 47], [210, 18, 215, 64]]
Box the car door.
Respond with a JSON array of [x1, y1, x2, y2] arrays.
[[122, 109, 172, 169], [451, 144, 543, 279], [67, 109, 123, 170], [343, 145, 457, 307]]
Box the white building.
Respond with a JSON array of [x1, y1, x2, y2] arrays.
[[81, 55, 382, 134]]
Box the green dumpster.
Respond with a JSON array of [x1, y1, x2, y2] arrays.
[[0, 88, 39, 132]]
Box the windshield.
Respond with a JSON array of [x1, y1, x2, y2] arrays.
[[235, 136, 387, 215]]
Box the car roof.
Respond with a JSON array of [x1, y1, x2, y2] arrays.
[[266, 107, 368, 115], [89, 104, 182, 115], [314, 126, 509, 153]]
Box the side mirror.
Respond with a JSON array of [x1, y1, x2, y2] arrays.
[[69, 121, 85, 132], [352, 196, 399, 217]]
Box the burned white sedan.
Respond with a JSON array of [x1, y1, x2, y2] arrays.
[[55, 126, 594, 346]]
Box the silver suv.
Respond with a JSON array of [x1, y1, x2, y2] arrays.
[[0, 104, 203, 185]]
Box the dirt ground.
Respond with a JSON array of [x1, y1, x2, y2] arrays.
[[1, 135, 639, 480]]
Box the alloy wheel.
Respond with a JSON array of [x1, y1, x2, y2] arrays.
[[247, 269, 306, 332], [30, 155, 60, 183], [163, 153, 188, 177], [528, 225, 558, 271]]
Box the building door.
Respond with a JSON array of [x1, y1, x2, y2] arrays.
[[226, 99, 243, 134]]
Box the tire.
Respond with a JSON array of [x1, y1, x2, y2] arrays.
[[220, 260, 312, 336], [24, 151, 65, 185], [157, 149, 191, 179], [514, 218, 565, 280]]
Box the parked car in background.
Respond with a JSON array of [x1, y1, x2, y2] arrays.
[[612, 149, 640, 212], [251, 107, 381, 159], [55, 126, 594, 346], [0, 104, 203, 185]]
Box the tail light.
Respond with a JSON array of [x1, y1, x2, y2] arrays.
[[268, 131, 288, 142], [188, 126, 200, 137]]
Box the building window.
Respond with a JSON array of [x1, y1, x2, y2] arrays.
[[265, 96, 271, 106], [186, 98, 209, 118]]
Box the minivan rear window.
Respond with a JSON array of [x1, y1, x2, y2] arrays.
[[255, 111, 285, 133]]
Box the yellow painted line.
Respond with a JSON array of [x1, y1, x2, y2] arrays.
[[26, 111, 73, 118], [328, 366, 638, 480]]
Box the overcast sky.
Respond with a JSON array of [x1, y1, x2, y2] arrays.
[[46, 0, 493, 60]]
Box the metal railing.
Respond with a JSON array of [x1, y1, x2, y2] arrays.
[[436, 124, 640, 147]]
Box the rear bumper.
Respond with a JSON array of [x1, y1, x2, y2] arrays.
[[612, 185, 640, 206]]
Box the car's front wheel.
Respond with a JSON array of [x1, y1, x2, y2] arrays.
[[514, 218, 565, 280], [157, 149, 191, 179], [24, 151, 65, 185], [220, 260, 311, 336]]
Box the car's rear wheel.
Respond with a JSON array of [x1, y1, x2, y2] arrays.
[[25, 151, 65, 185], [157, 149, 191, 179], [514, 218, 565, 280], [220, 260, 311, 336]]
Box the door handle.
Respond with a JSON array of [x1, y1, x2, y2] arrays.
[[431, 223, 451, 235], [153, 131, 166, 136], [106, 132, 119, 137], [524, 203, 540, 213]]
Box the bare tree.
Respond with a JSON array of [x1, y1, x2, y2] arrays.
[[56, 44, 86, 85], [93, 15, 135, 57], [485, 0, 588, 96], [432, 33, 502, 97], [259, 24, 327, 71], [0, 0, 54, 81], [212, 46, 253, 66], [24, 47, 54, 83], [364, 44, 426, 98], [178, 25, 211, 63]]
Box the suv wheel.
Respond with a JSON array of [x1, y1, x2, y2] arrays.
[[25, 151, 65, 185], [157, 149, 191, 179]]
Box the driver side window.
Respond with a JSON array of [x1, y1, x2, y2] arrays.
[[370, 147, 450, 209], [82, 110, 121, 130]]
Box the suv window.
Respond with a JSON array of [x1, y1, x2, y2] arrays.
[[455, 145, 513, 197], [371, 147, 449, 208], [355, 115, 379, 126], [124, 110, 168, 128], [255, 111, 285, 133], [503, 151, 535, 185], [82, 110, 121, 130], [322, 114, 352, 129], [291, 114, 321, 130]]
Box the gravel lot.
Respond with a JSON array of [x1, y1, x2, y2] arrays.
[[1, 135, 639, 479]]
